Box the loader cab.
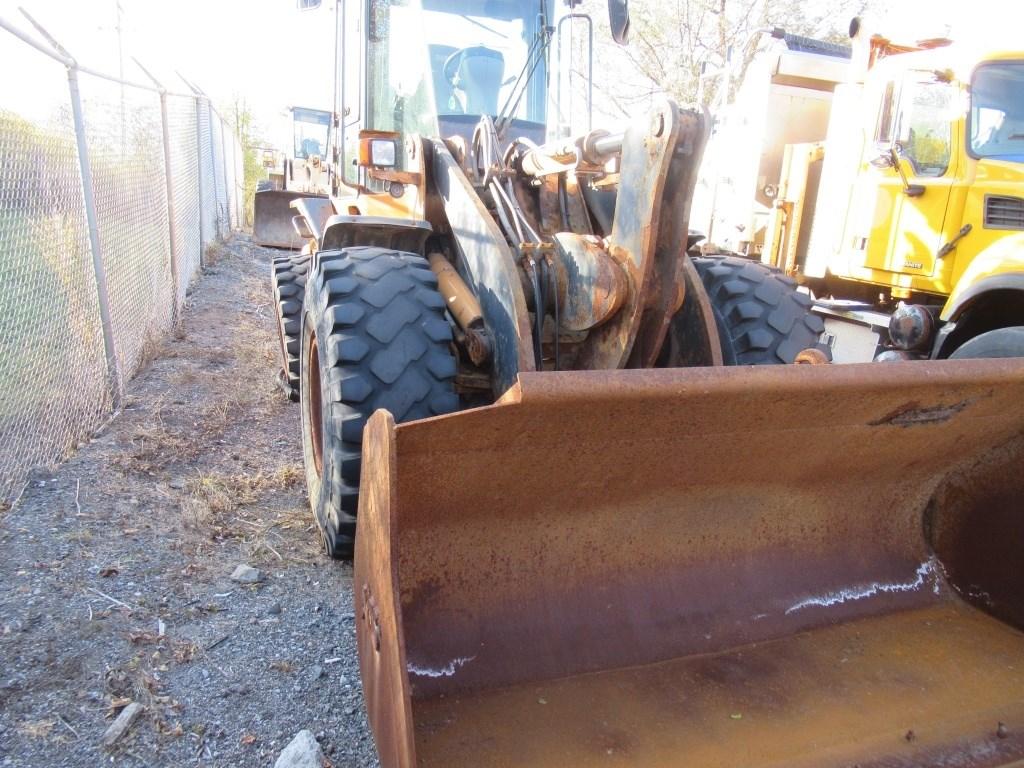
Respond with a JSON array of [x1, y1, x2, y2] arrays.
[[337, 0, 553, 188], [292, 107, 332, 160]]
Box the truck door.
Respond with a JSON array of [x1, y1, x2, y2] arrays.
[[861, 73, 957, 277]]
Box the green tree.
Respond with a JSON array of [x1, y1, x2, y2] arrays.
[[227, 98, 266, 229]]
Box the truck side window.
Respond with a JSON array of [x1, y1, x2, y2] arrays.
[[895, 78, 954, 177]]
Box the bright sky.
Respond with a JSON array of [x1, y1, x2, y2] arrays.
[[0, 0, 1017, 146], [0, 0, 335, 145]]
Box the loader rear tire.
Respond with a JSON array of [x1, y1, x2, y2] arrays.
[[300, 247, 459, 559], [692, 255, 830, 365], [272, 253, 310, 401]]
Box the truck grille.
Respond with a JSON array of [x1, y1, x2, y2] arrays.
[[984, 195, 1024, 230]]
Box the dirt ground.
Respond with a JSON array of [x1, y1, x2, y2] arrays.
[[0, 236, 377, 767]]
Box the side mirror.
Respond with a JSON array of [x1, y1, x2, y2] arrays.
[[608, 0, 629, 45]]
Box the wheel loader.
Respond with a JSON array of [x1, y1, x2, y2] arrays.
[[271, 1, 1024, 766], [253, 105, 334, 249]]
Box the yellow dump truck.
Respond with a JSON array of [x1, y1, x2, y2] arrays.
[[757, 28, 1024, 361]]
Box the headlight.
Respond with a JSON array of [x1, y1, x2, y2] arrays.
[[359, 137, 397, 168]]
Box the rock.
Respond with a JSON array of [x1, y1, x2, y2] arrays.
[[101, 702, 143, 747], [309, 664, 324, 681], [274, 730, 324, 768], [267, 602, 282, 615], [230, 564, 264, 584]]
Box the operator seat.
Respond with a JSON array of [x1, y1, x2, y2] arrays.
[[450, 46, 505, 116]]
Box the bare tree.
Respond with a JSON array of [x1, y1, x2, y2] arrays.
[[568, 0, 877, 126]]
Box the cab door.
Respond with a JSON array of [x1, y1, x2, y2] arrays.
[[337, 0, 364, 191], [862, 73, 958, 278]]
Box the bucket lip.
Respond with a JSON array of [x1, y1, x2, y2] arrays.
[[513, 358, 1024, 397], [392, 358, 1024, 432]]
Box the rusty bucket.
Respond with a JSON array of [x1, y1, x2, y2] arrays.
[[355, 360, 1024, 768]]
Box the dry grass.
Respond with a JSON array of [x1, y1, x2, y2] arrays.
[[136, 330, 168, 371], [203, 243, 228, 266], [180, 466, 313, 562], [112, 388, 262, 477]]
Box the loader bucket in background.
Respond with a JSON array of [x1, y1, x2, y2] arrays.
[[253, 190, 326, 249], [355, 360, 1024, 768]]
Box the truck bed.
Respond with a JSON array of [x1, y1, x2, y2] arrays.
[[414, 601, 1024, 767]]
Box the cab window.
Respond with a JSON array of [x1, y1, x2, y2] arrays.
[[894, 77, 955, 177]]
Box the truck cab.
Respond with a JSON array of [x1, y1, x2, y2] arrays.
[[768, 37, 1024, 361]]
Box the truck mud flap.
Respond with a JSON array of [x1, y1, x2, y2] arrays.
[[355, 360, 1024, 768]]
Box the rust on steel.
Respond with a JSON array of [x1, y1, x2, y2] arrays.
[[550, 233, 628, 332], [572, 101, 683, 369], [355, 359, 1024, 767]]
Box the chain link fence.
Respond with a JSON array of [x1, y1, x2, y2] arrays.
[[0, 18, 246, 505]]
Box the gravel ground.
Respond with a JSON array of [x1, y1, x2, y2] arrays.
[[0, 236, 377, 767]]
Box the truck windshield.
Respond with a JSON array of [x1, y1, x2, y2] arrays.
[[366, 0, 549, 139], [970, 62, 1024, 162], [292, 108, 331, 159]]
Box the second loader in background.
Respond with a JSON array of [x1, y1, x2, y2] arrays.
[[254, 106, 334, 250]]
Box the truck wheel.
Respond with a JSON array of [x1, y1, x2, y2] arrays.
[[272, 253, 310, 401], [300, 247, 459, 558], [692, 255, 830, 364], [949, 326, 1024, 359]]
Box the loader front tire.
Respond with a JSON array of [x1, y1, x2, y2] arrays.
[[692, 255, 830, 365], [949, 326, 1024, 359], [272, 253, 310, 401], [300, 247, 459, 558]]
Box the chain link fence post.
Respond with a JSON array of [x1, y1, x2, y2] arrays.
[[194, 96, 207, 265], [219, 114, 231, 237], [137, 60, 181, 327], [67, 61, 123, 408]]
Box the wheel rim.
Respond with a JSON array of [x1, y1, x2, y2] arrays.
[[306, 331, 324, 478]]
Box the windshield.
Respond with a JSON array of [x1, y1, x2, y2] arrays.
[[292, 107, 331, 159], [970, 62, 1024, 162], [366, 0, 549, 140]]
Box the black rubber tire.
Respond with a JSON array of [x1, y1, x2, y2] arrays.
[[300, 247, 459, 558], [949, 326, 1024, 359], [692, 255, 830, 364], [272, 253, 310, 401]]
